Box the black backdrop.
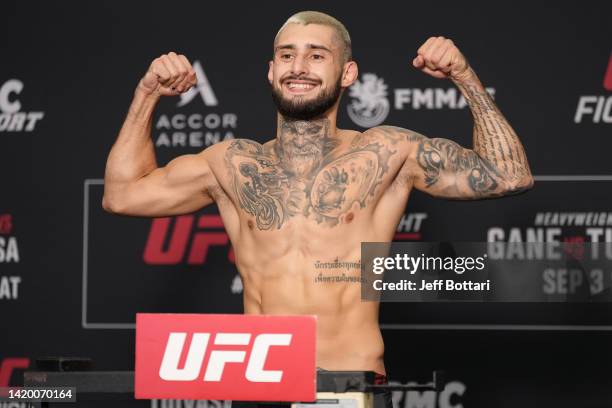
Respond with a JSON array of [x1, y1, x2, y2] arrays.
[[2, 1, 612, 407]]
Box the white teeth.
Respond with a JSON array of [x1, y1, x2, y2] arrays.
[[287, 83, 315, 90]]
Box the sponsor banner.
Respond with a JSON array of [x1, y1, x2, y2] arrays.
[[135, 314, 316, 402], [346, 72, 495, 128]]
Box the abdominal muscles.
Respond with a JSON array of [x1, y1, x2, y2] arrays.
[[236, 235, 385, 373]]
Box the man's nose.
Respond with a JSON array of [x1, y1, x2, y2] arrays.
[[290, 55, 309, 77]]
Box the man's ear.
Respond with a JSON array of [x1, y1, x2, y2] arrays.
[[341, 61, 358, 88], [267, 60, 273, 84]]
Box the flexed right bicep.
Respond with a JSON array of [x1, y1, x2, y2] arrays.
[[102, 152, 217, 217]]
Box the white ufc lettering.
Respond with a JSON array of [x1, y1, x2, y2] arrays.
[[159, 333, 210, 381], [246, 334, 291, 382], [158, 332, 292, 383]]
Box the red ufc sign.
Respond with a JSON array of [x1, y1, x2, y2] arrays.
[[143, 215, 234, 265], [135, 314, 316, 402]]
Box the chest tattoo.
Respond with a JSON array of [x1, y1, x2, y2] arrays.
[[225, 119, 396, 229]]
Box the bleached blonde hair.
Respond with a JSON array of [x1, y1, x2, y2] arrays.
[[274, 11, 352, 62]]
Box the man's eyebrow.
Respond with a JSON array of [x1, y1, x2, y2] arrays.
[[275, 44, 296, 51], [274, 43, 332, 53], [306, 43, 332, 53]]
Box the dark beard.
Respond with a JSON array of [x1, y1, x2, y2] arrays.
[[271, 76, 342, 121]]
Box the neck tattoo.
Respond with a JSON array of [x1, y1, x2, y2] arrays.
[[275, 118, 337, 179]]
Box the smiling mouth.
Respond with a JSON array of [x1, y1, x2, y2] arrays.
[[283, 80, 320, 93]]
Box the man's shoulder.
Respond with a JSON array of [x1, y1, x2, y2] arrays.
[[202, 138, 280, 161], [364, 125, 425, 142], [201, 138, 269, 154], [339, 126, 425, 150]]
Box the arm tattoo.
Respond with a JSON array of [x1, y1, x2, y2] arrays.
[[456, 77, 531, 185], [373, 125, 507, 198], [373, 71, 534, 200], [225, 118, 397, 230], [417, 137, 500, 196]]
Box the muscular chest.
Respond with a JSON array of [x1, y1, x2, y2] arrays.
[[225, 136, 397, 230]]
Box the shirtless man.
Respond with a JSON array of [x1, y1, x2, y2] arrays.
[[103, 10, 533, 388]]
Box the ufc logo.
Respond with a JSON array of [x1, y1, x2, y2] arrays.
[[143, 215, 234, 265], [0, 214, 12, 235], [135, 314, 315, 401], [159, 333, 292, 383]]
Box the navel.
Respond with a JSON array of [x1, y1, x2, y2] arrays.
[[247, 219, 255, 230], [345, 212, 355, 223]]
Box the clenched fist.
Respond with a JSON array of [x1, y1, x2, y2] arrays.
[[138, 52, 197, 96], [412, 36, 471, 81]]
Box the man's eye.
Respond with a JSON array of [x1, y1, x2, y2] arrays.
[[280, 54, 293, 60], [312, 54, 324, 60]]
